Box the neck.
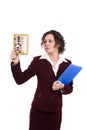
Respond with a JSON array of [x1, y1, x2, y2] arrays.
[[48, 52, 59, 65]]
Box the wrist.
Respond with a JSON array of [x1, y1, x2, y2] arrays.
[[60, 89, 64, 93], [60, 83, 65, 93]]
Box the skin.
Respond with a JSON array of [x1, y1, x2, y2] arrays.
[[10, 34, 65, 91]]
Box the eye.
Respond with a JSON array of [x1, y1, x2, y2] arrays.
[[43, 40, 47, 44], [49, 40, 54, 43]]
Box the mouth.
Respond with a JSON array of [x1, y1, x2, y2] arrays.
[[45, 47, 50, 50]]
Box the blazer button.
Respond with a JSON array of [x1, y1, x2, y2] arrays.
[[51, 95, 54, 98], [38, 93, 42, 98]]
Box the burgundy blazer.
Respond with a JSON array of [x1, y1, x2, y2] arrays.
[[11, 56, 73, 112]]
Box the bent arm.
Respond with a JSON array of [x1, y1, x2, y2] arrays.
[[52, 80, 73, 94], [11, 58, 37, 85]]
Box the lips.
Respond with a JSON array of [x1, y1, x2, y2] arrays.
[[45, 47, 50, 50]]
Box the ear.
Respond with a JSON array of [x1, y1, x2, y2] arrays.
[[55, 43, 60, 48], [57, 44, 60, 48]]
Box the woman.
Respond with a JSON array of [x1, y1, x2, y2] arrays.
[[10, 30, 73, 130]]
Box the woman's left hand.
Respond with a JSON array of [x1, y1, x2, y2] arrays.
[[52, 81, 64, 91]]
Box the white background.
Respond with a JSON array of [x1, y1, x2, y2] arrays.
[[0, 0, 87, 130]]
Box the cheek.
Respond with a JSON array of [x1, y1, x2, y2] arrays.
[[52, 46, 58, 51]]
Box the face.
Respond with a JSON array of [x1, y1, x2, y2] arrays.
[[42, 34, 58, 54]]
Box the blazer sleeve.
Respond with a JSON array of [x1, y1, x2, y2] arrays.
[[11, 57, 37, 85]]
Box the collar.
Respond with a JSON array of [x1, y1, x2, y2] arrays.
[[40, 53, 68, 67]]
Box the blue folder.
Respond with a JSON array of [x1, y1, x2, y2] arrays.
[[58, 64, 82, 85]]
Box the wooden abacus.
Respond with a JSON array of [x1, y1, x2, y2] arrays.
[[13, 34, 29, 55]]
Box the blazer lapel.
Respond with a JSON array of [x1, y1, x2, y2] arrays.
[[39, 59, 55, 77], [57, 62, 70, 78]]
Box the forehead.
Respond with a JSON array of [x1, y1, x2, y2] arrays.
[[44, 34, 54, 40]]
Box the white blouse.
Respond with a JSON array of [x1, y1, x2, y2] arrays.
[[40, 54, 68, 76]]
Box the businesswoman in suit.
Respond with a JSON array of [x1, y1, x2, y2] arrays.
[[10, 30, 73, 130]]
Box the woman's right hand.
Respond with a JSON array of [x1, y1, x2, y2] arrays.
[[10, 51, 19, 65]]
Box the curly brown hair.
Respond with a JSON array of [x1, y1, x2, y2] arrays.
[[41, 30, 66, 54]]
